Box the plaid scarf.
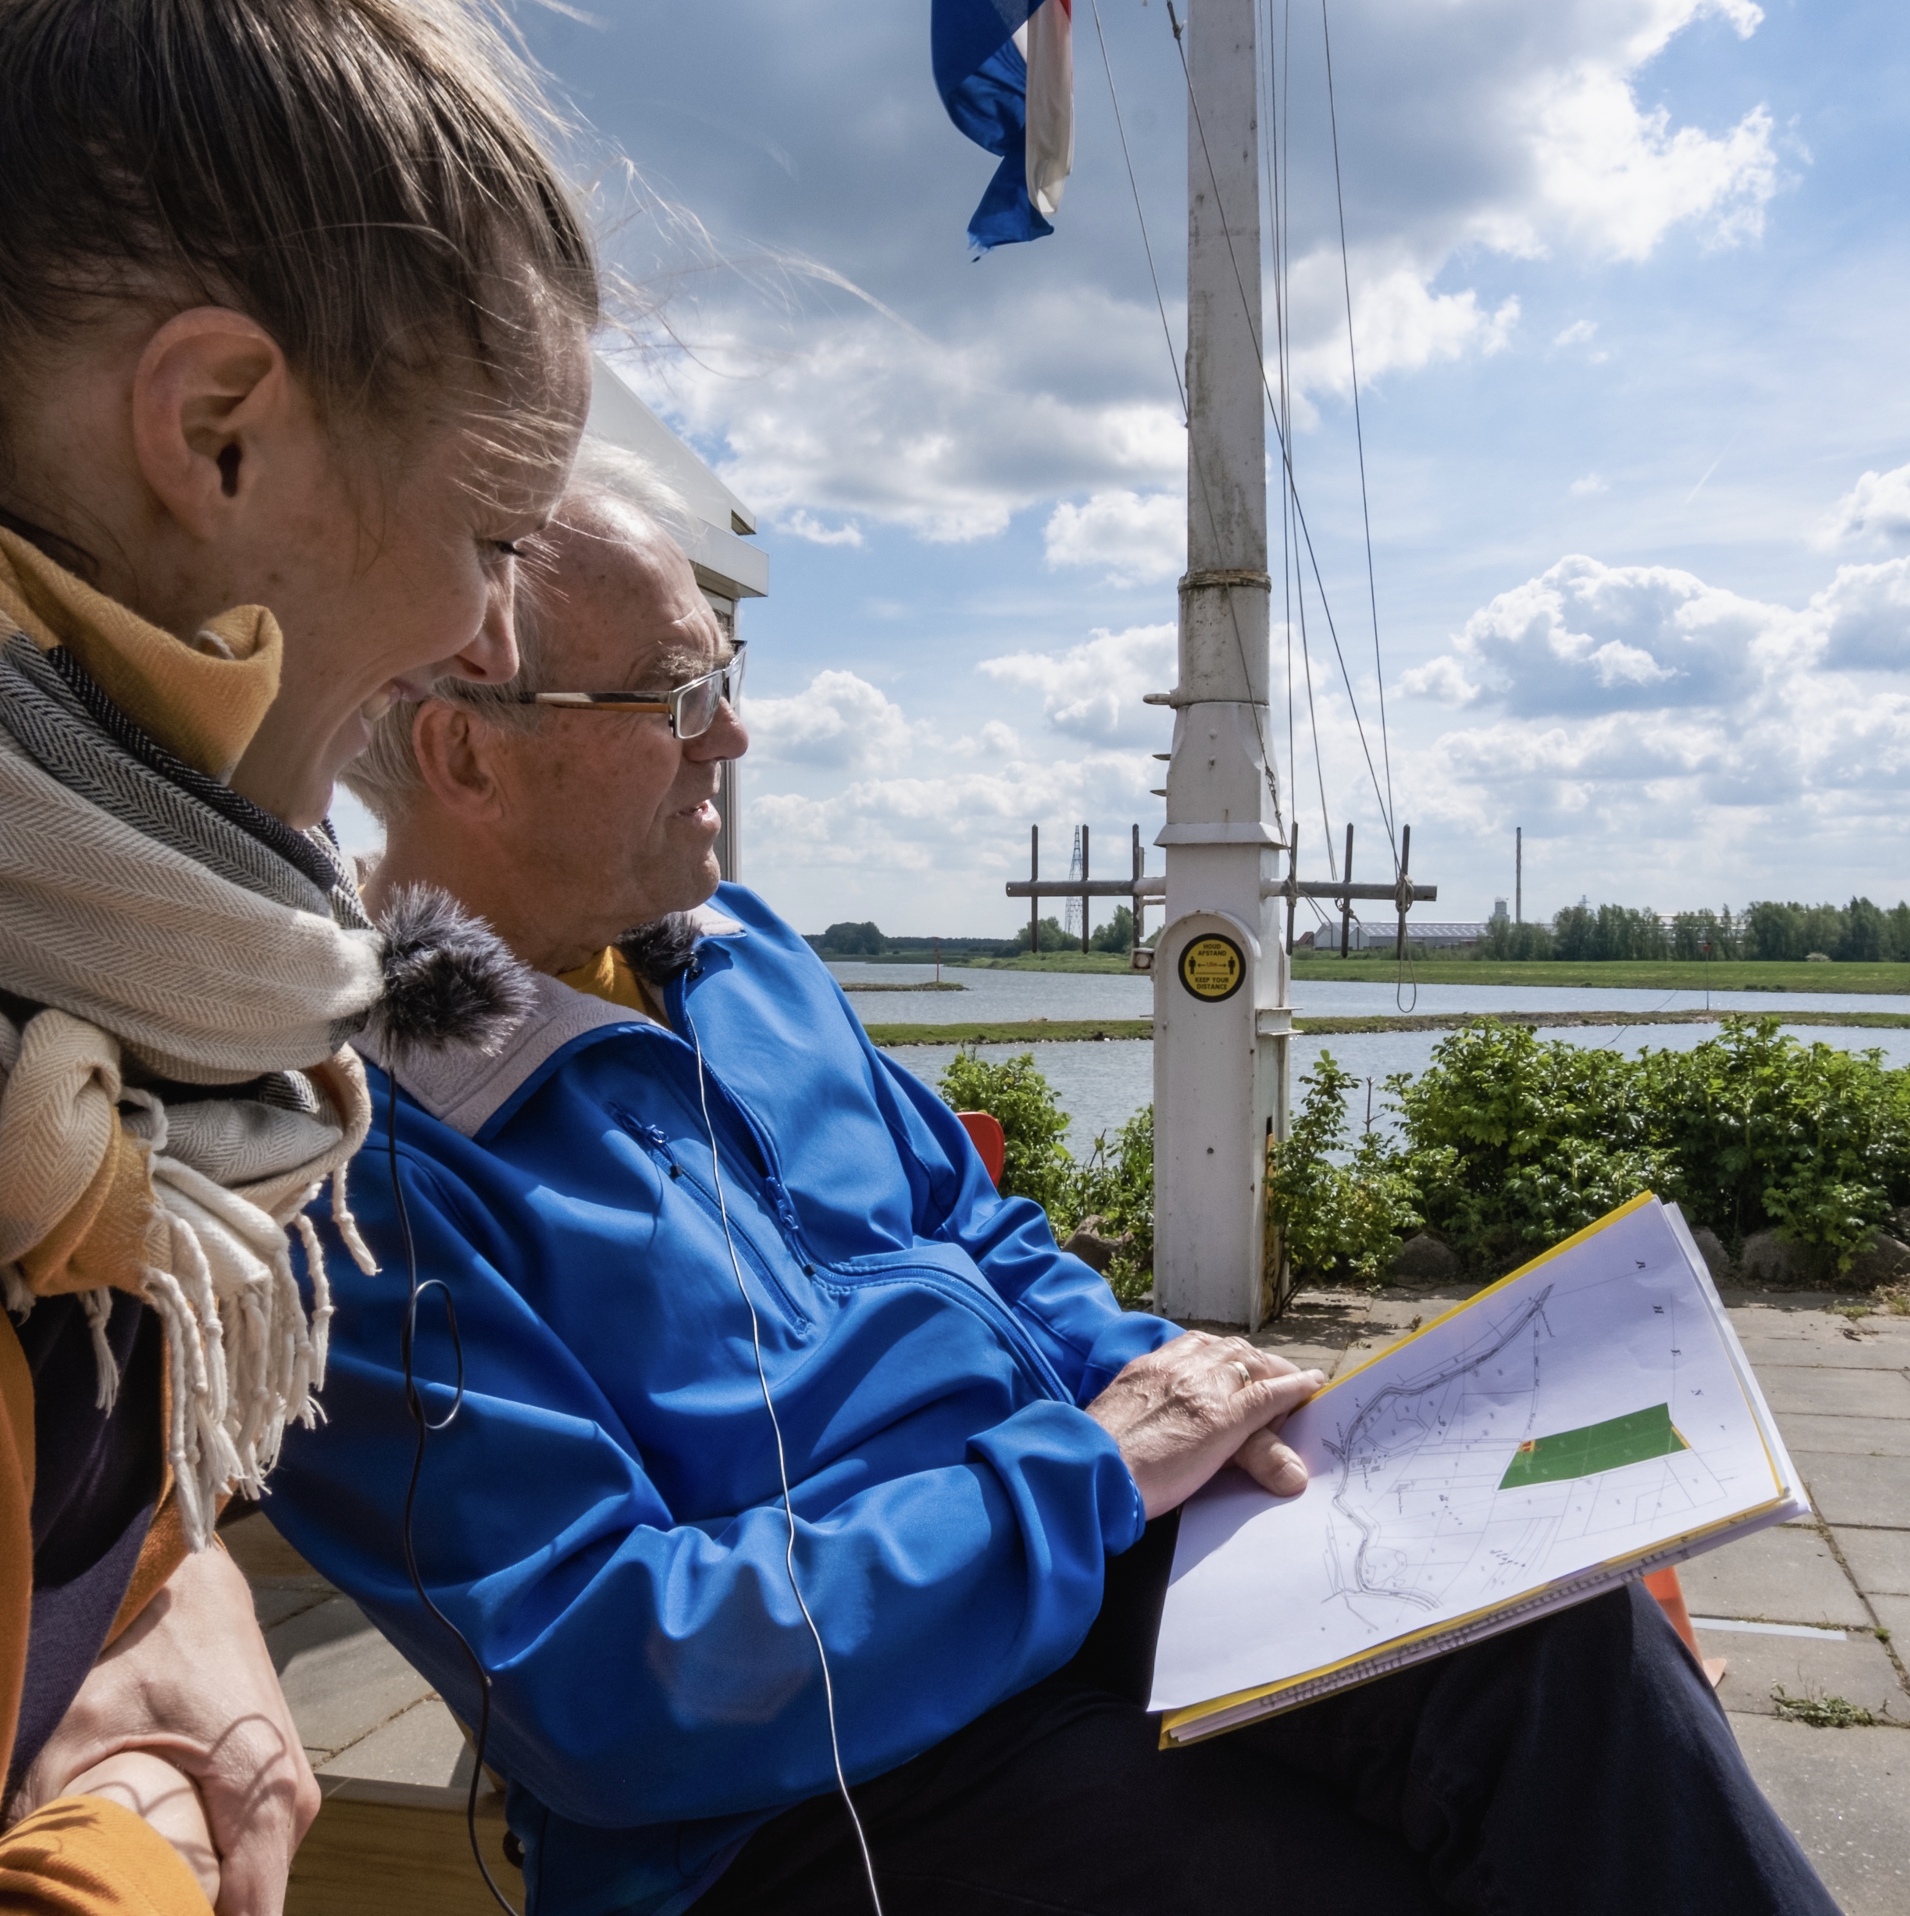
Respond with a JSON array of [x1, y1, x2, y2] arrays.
[[0, 629, 384, 1546]]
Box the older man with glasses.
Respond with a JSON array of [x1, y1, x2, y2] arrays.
[[267, 458, 1836, 1916]]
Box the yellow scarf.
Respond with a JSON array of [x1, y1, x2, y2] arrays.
[[0, 527, 280, 779]]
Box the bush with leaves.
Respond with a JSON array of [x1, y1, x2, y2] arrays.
[[1266, 1054, 1426, 1283], [937, 1048, 1077, 1219], [937, 1051, 1157, 1303], [1388, 1017, 1910, 1281], [1382, 1023, 1674, 1271], [1070, 1104, 1155, 1304]]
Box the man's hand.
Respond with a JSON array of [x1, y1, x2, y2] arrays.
[[1086, 1332, 1324, 1519], [13, 1541, 320, 1916]]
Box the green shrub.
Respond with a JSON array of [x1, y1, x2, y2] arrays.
[[1265, 1054, 1426, 1283], [1071, 1104, 1155, 1305], [1387, 1016, 1910, 1280], [939, 1017, 1910, 1300], [938, 1051, 1156, 1304], [938, 1049, 1076, 1218]]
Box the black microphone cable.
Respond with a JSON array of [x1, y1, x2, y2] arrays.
[[385, 1064, 521, 1916]]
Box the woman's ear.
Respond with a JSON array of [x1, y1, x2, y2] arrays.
[[129, 309, 294, 541], [412, 701, 510, 822]]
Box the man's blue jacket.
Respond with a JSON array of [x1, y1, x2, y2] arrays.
[[270, 886, 1175, 1915]]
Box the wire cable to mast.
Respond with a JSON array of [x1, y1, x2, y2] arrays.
[[1165, 0, 1398, 868], [1090, 0, 1284, 837], [1320, 0, 1395, 841]]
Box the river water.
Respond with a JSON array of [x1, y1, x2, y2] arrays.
[[829, 963, 1910, 1153]]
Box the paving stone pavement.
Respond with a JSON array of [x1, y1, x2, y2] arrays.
[[230, 1290, 1910, 1913], [1252, 1285, 1910, 1916]]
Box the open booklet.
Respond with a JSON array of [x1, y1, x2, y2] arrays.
[[1150, 1194, 1806, 1746]]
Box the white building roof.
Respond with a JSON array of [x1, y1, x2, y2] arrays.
[[586, 355, 768, 603]]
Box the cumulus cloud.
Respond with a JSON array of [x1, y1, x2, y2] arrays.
[[587, 0, 1788, 546], [1286, 264, 1518, 406], [747, 750, 1158, 889], [781, 510, 864, 547], [1570, 473, 1609, 495], [1253, 0, 1778, 411], [638, 292, 1186, 544], [1814, 462, 1910, 550], [743, 669, 917, 771], [1043, 491, 1185, 586], [1398, 526, 1910, 858], [1400, 555, 1812, 716], [977, 623, 1177, 746]]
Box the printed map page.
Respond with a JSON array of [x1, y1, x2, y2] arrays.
[[1150, 1196, 1796, 1722]]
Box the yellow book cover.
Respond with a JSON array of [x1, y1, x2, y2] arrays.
[[1150, 1195, 1804, 1746]]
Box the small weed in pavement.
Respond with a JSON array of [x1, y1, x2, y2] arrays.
[[1770, 1686, 1877, 1728]]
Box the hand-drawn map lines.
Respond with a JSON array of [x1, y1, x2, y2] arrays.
[[1321, 1289, 1555, 1613], [1316, 1283, 1729, 1628]]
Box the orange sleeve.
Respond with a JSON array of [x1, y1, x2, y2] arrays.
[[0, 1317, 35, 1791], [0, 1797, 211, 1916]]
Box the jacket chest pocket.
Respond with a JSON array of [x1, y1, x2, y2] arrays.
[[608, 1103, 817, 1330]]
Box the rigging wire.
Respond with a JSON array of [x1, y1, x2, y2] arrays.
[[1091, 0, 1186, 423], [1090, 0, 1285, 839], [1263, 0, 1335, 917], [1164, 0, 1398, 869], [1320, 0, 1396, 845]]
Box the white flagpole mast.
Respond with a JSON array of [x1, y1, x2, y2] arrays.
[[1150, 0, 1287, 1328]]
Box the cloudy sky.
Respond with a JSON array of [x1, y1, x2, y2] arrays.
[[431, 0, 1910, 937]]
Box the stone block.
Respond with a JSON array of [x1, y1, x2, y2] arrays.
[[1392, 1233, 1460, 1282], [1796, 1453, 1910, 1529], [223, 1509, 320, 1580], [1060, 1218, 1131, 1274], [253, 1584, 334, 1632], [1778, 1414, 1910, 1457], [1835, 1527, 1910, 1598], [1845, 1234, 1910, 1289], [1731, 1715, 1910, 1916], [268, 1597, 437, 1761], [1690, 1226, 1731, 1280], [1708, 1625, 1904, 1722], [1677, 1526, 1872, 1629], [1758, 1365, 1910, 1419], [1739, 1231, 1812, 1286], [321, 1698, 469, 1788]]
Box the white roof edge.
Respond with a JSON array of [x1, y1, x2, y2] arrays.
[[585, 353, 761, 538]]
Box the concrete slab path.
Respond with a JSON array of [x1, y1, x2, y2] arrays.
[[229, 1285, 1910, 1913], [1252, 1285, 1910, 1916]]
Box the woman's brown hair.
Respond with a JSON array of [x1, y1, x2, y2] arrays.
[[0, 0, 597, 428]]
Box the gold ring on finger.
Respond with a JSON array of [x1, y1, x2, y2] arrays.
[[1231, 1360, 1252, 1387]]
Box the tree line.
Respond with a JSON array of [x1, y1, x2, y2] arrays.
[[1479, 897, 1910, 964]]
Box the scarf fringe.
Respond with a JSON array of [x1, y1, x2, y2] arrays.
[[140, 1153, 378, 1551]]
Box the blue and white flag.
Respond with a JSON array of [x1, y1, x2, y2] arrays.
[[932, 0, 1074, 254]]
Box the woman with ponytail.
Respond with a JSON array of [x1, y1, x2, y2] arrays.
[[0, 3, 596, 1906]]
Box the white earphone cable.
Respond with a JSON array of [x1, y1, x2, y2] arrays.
[[685, 1005, 885, 1916]]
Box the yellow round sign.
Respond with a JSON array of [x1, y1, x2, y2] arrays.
[[1178, 933, 1245, 1003]]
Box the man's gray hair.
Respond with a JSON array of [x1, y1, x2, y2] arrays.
[[343, 438, 695, 823]]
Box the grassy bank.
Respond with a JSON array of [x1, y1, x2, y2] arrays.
[[956, 952, 1139, 974], [868, 1018, 1153, 1046], [1290, 956, 1910, 993], [865, 1008, 1910, 1046]]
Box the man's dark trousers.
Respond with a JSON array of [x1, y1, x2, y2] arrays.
[[697, 1517, 1838, 1915]]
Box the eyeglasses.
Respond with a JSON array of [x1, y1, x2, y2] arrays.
[[515, 640, 745, 740]]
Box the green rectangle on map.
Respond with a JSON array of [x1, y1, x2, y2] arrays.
[[1499, 1403, 1688, 1490]]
